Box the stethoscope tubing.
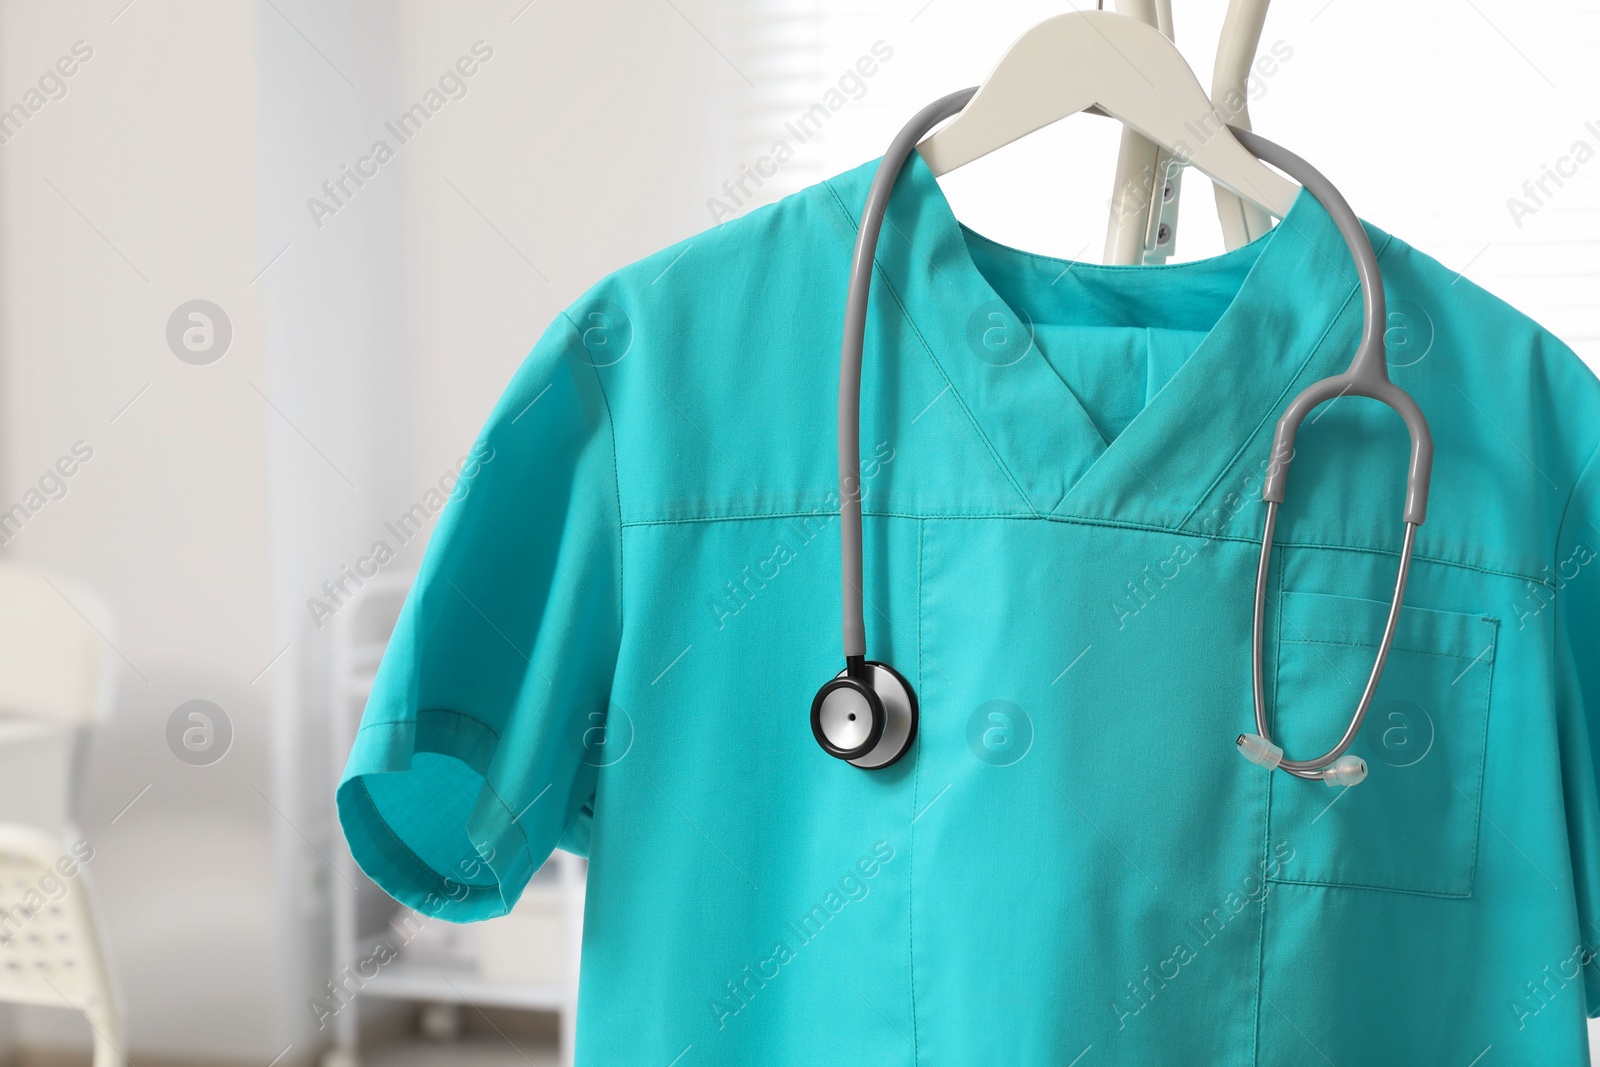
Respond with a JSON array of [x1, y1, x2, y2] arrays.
[[1250, 504, 1420, 778], [838, 87, 977, 659], [832, 95, 1433, 781]]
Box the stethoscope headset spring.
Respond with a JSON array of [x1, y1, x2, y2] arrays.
[[811, 88, 1433, 785]]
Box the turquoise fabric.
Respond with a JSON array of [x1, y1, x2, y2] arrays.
[[338, 152, 1600, 1065]]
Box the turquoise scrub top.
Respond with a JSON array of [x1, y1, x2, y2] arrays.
[[338, 152, 1600, 1066]]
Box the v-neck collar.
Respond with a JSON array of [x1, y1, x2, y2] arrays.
[[825, 152, 1391, 533]]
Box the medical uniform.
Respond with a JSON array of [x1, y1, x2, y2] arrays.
[[338, 153, 1600, 1065]]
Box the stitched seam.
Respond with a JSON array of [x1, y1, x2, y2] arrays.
[[1263, 874, 1472, 899], [1252, 832, 1269, 1067], [355, 778, 499, 897], [909, 516, 923, 1062], [1544, 437, 1600, 916], [622, 508, 1548, 586], [623, 509, 896, 528], [560, 311, 625, 844], [356, 707, 502, 738], [561, 310, 627, 646], [357, 779, 462, 886], [356, 708, 540, 875], [962, 222, 1268, 275], [1552, 436, 1600, 630], [1272, 548, 1286, 737], [475, 772, 540, 861], [821, 179, 1039, 518], [357, 719, 418, 734], [1463, 616, 1501, 898], [1255, 547, 1288, 1065], [1278, 637, 1492, 663], [1271, 594, 1496, 898], [1553, 436, 1600, 555]]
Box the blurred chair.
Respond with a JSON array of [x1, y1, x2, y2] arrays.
[[0, 563, 122, 1066], [0, 827, 119, 1067]]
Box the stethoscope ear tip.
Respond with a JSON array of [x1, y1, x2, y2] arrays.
[[1320, 755, 1368, 788], [1237, 733, 1284, 771], [1236, 735, 1368, 787]]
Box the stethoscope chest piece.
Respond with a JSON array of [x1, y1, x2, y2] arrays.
[[811, 661, 918, 769]]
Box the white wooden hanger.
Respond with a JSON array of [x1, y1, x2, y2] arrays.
[[916, 9, 1297, 220]]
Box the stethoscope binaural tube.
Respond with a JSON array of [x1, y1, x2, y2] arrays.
[[1229, 127, 1433, 787], [836, 87, 977, 662]]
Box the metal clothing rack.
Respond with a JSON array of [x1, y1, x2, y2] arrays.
[[1102, 0, 1275, 263]]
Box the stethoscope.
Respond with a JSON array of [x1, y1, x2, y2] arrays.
[[810, 89, 1434, 786]]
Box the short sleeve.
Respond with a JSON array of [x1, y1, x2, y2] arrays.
[[337, 311, 622, 922], [1556, 442, 1600, 1010]]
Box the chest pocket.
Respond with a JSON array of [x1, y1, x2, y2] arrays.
[[1266, 589, 1499, 898]]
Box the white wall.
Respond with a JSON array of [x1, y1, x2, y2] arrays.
[[0, 0, 276, 1058], [0, 0, 720, 1061], [395, 0, 724, 476]]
